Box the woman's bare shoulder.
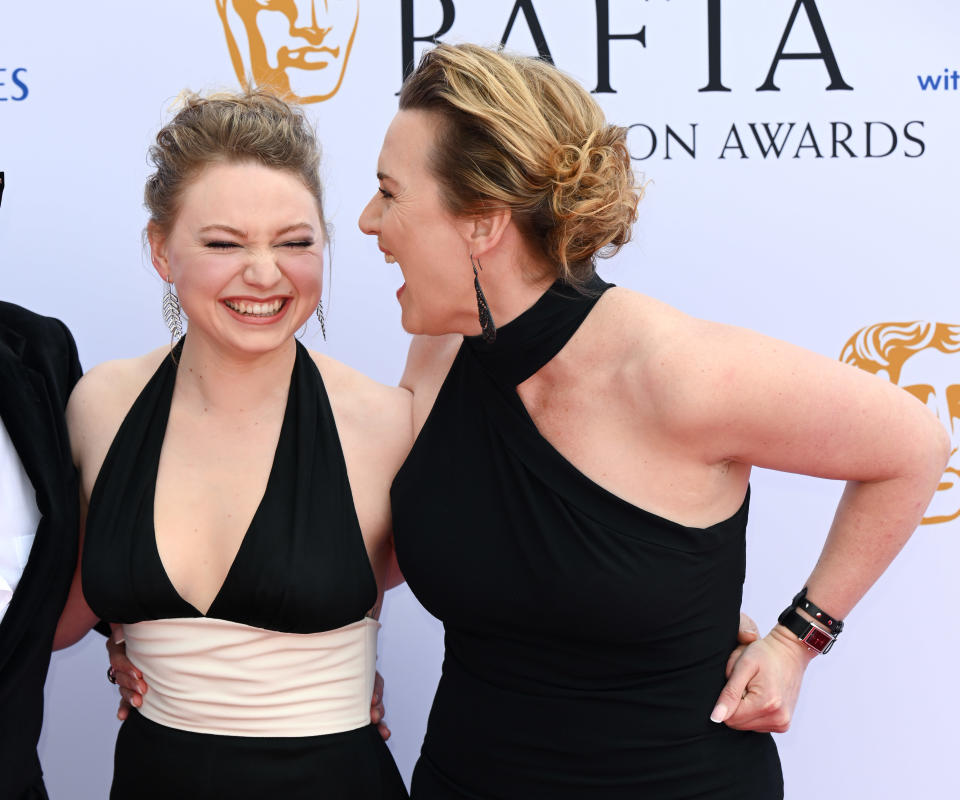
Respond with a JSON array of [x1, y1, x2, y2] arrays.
[[70, 347, 168, 405], [598, 285, 773, 352], [307, 351, 413, 444], [66, 347, 170, 465], [589, 286, 702, 362], [593, 286, 872, 448], [308, 350, 410, 406], [588, 287, 752, 421]]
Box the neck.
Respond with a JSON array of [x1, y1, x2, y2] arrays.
[[476, 248, 556, 331], [174, 333, 296, 413]]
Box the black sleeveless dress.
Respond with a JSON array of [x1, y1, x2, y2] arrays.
[[391, 277, 783, 799], [82, 340, 408, 799]]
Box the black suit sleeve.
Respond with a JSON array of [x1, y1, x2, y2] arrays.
[[51, 319, 111, 638], [54, 317, 83, 394]]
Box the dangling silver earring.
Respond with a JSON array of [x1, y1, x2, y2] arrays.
[[162, 278, 183, 343], [471, 255, 496, 343], [316, 299, 327, 341]]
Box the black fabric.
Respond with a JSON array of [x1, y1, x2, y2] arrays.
[[391, 277, 784, 799], [0, 302, 82, 800], [112, 712, 404, 800], [82, 339, 406, 798], [82, 339, 377, 631], [793, 586, 843, 634]]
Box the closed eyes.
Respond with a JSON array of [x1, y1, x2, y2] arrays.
[[203, 240, 315, 250]]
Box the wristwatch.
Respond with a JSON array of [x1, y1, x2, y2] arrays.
[[777, 606, 836, 654]]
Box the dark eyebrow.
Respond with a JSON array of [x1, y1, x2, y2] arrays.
[[376, 172, 395, 183]]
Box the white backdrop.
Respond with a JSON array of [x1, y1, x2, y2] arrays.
[[2, 2, 958, 798]]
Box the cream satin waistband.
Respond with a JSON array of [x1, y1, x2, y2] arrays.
[[121, 616, 379, 737]]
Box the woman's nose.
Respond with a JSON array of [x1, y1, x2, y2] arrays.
[[358, 193, 380, 235], [243, 248, 283, 287]]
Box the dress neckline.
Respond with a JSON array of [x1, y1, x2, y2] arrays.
[[151, 337, 298, 618], [464, 273, 612, 387]]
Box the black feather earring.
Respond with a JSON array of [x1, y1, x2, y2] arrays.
[[471, 255, 496, 343]]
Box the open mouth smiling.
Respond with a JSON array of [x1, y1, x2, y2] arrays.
[[223, 298, 287, 317]]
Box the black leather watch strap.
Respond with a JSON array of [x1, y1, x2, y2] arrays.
[[791, 587, 844, 635]]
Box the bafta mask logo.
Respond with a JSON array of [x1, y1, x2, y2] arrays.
[[841, 322, 960, 525], [216, 0, 360, 103]]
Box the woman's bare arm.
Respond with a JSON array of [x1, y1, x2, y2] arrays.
[[650, 318, 949, 729]]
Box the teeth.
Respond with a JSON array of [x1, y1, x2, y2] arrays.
[[384, 253, 396, 264], [225, 299, 284, 316]]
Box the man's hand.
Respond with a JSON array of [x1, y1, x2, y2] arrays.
[[106, 624, 144, 721], [371, 671, 391, 741]]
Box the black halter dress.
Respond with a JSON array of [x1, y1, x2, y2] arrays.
[[82, 340, 408, 800], [391, 276, 783, 799]]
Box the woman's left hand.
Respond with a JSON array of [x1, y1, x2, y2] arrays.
[[710, 625, 816, 732]]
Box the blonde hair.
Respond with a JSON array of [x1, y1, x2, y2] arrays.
[[145, 88, 325, 237], [399, 44, 641, 287], [841, 321, 960, 382]]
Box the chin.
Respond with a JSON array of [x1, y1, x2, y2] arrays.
[[399, 303, 467, 337], [398, 312, 421, 335]]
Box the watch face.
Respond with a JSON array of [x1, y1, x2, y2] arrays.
[[804, 627, 833, 652]]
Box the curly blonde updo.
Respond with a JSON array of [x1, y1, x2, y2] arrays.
[[144, 89, 326, 238], [399, 44, 641, 286]]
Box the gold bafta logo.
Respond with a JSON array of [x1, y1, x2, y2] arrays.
[[216, 0, 359, 103], [841, 322, 960, 525]]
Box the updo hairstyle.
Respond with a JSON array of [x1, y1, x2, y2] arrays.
[[399, 44, 641, 286], [144, 89, 326, 238]]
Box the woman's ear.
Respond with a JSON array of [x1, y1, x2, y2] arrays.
[[147, 222, 170, 280], [459, 206, 512, 258]]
